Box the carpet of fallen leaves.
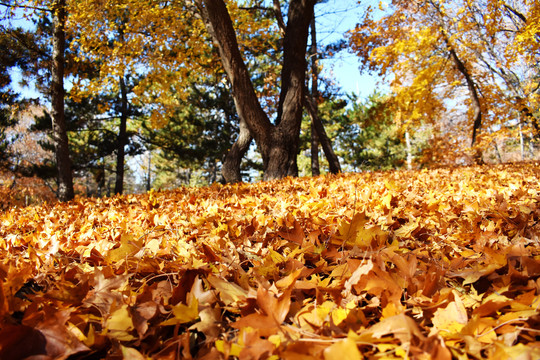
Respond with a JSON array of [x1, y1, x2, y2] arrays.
[[1, 163, 539, 359]]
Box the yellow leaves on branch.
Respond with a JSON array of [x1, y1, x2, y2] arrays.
[[0, 164, 540, 358], [348, 0, 540, 156]]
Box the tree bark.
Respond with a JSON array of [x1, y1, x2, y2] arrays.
[[272, 0, 314, 179], [306, 14, 341, 175], [197, 0, 314, 181], [405, 130, 412, 170], [222, 115, 252, 183], [51, 0, 74, 201], [305, 96, 341, 174], [115, 75, 128, 194], [309, 15, 320, 176], [442, 35, 482, 149], [311, 120, 320, 176]]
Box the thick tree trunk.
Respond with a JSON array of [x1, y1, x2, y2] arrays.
[[222, 116, 252, 183], [197, 0, 314, 181], [272, 0, 314, 179], [51, 0, 74, 202], [196, 0, 272, 154], [115, 75, 128, 194]]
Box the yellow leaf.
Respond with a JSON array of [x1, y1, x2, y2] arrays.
[[161, 294, 199, 326], [106, 233, 141, 263], [432, 291, 468, 335], [144, 238, 161, 256], [324, 338, 362, 360], [335, 213, 387, 249], [394, 218, 420, 239], [120, 345, 147, 360], [106, 304, 136, 341], [215, 339, 243, 357], [207, 275, 248, 305]]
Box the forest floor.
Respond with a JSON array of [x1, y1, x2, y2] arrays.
[[0, 163, 539, 359]]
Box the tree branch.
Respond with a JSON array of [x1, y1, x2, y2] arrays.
[[503, 3, 527, 23], [272, 0, 286, 34], [0, 2, 49, 12]]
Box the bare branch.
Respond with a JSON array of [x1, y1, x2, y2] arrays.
[[272, 0, 286, 34], [503, 3, 527, 23]]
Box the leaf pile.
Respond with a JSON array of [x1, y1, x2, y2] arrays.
[[1, 164, 539, 359]]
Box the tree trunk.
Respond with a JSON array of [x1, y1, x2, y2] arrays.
[[444, 39, 482, 147], [272, 0, 314, 179], [305, 97, 341, 174], [309, 16, 320, 176], [305, 14, 341, 175], [115, 75, 128, 194], [146, 150, 152, 191], [440, 33, 483, 164], [405, 130, 412, 170], [197, 0, 314, 181], [196, 0, 272, 155], [311, 120, 320, 176], [222, 115, 252, 183], [519, 123, 525, 161], [51, 0, 74, 202]]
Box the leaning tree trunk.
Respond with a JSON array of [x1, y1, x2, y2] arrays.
[[311, 120, 320, 176], [306, 14, 341, 175], [305, 96, 341, 174], [196, 0, 314, 181], [441, 33, 483, 163], [51, 0, 74, 202], [444, 38, 482, 147]]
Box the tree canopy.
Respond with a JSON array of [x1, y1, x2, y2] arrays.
[[0, 0, 538, 200], [348, 0, 540, 164]]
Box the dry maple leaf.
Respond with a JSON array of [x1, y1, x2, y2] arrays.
[[0, 164, 539, 359]]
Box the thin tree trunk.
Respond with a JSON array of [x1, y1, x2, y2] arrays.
[[115, 75, 128, 194], [493, 139, 503, 163], [405, 130, 412, 170], [51, 0, 74, 201], [519, 123, 525, 161], [430, 1, 483, 155], [305, 14, 341, 175], [305, 97, 341, 174], [146, 150, 152, 191], [311, 120, 320, 176], [309, 15, 320, 176], [440, 34, 483, 163]]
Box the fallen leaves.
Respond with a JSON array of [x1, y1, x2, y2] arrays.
[[0, 163, 539, 359]]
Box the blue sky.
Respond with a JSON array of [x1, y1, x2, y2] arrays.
[[314, 0, 383, 98]]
